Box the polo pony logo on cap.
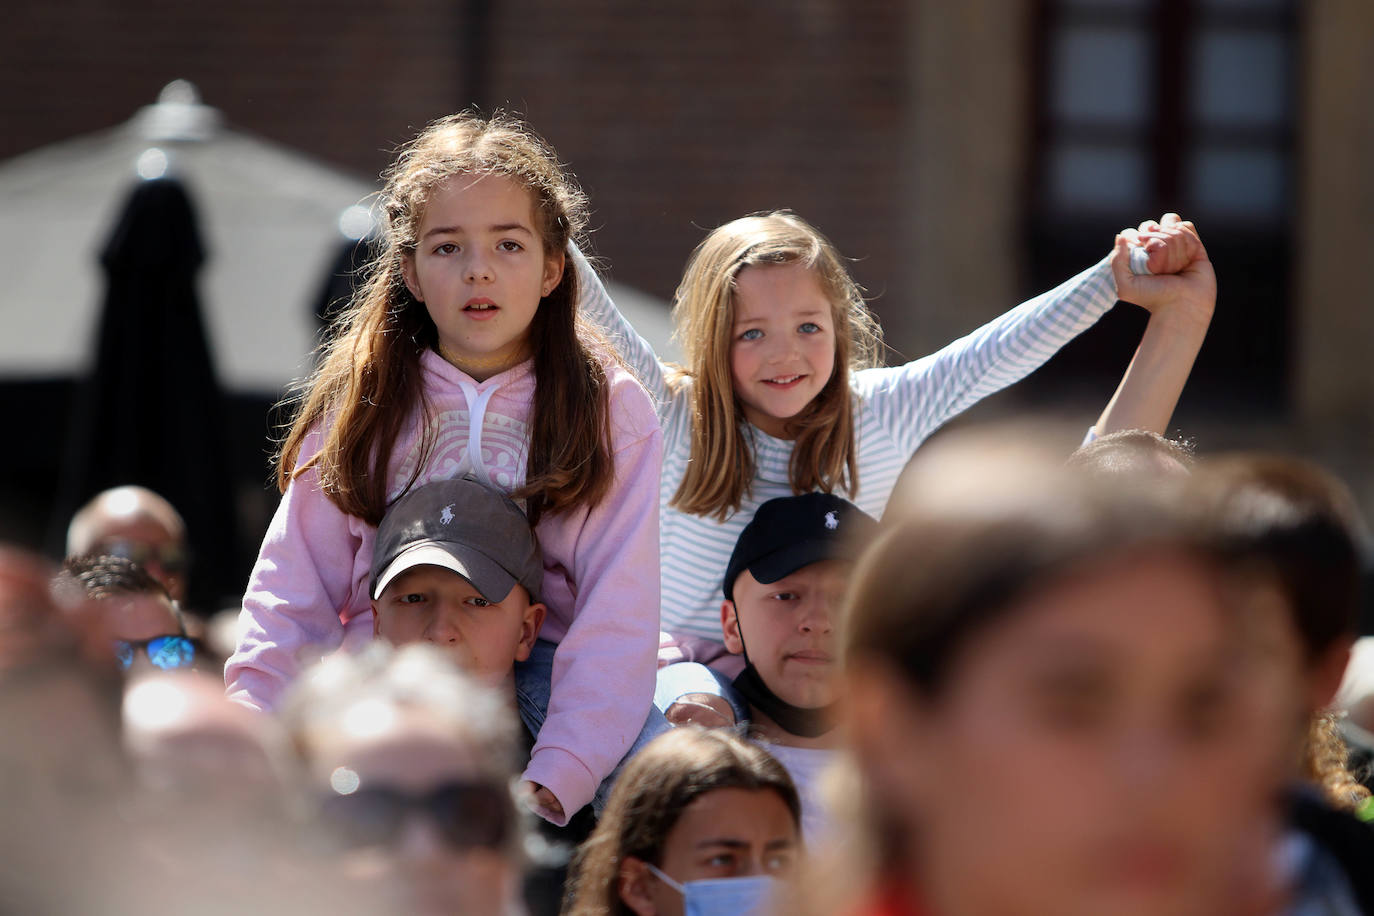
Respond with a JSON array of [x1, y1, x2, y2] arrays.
[[824, 510, 838, 530], [440, 504, 455, 525]]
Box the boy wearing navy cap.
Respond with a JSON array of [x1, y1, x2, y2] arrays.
[[720, 491, 877, 842], [370, 477, 546, 693]]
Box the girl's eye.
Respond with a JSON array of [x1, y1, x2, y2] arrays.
[[498, 240, 523, 252], [799, 322, 821, 333], [738, 328, 763, 341], [434, 242, 459, 255], [765, 851, 796, 873]]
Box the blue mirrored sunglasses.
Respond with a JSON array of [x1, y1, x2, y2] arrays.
[[113, 635, 196, 671]]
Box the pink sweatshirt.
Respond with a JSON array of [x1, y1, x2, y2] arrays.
[[225, 350, 663, 822]]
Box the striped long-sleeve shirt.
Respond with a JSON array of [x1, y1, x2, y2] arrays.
[[578, 252, 1119, 642]]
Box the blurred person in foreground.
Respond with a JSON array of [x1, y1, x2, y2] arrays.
[[564, 727, 801, 916], [55, 554, 199, 676], [281, 642, 528, 916], [0, 546, 129, 913], [124, 669, 288, 811], [113, 671, 355, 916], [1187, 455, 1374, 896], [1077, 439, 1374, 826], [67, 485, 190, 604], [825, 432, 1346, 916]]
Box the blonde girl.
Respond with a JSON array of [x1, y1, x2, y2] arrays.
[[577, 209, 1214, 662], [227, 113, 664, 826]]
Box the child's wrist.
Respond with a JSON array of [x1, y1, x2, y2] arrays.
[[1144, 300, 1213, 338]]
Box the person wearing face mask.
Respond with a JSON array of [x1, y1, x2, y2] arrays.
[[563, 727, 801, 916]]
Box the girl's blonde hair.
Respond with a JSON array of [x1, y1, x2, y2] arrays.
[[563, 728, 800, 916], [277, 111, 612, 525], [667, 211, 883, 519]]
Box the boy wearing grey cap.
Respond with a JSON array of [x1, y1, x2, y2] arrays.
[[371, 477, 604, 883], [370, 477, 546, 696]]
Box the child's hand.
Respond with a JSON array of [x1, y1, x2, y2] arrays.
[[521, 780, 565, 821], [1093, 213, 1217, 437], [664, 693, 737, 729], [1111, 213, 1216, 333]]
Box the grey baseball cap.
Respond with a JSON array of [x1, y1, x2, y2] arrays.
[[370, 478, 543, 603]]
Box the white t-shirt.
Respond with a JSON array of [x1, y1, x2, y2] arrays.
[[757, 739, 837, 847]]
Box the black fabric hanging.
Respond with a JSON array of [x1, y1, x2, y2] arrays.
[[52, 176, 239, 613]]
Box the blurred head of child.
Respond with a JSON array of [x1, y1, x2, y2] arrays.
[[369, 477, 545, 691], [283, 642, 524, 916]]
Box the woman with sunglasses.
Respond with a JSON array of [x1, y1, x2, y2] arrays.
[[55, 554, 198, 674], [282, 642, 526, 916]]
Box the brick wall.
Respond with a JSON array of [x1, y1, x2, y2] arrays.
[[482, 0, 907, 309], [4, 0, 465, 179], [3, 0, 908, 324]]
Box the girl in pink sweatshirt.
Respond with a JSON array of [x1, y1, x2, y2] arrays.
[[225, 112, 663, 825]]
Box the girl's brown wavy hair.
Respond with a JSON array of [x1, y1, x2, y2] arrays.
[[667, 211, 883, 519], [275, 111, 611, 525]]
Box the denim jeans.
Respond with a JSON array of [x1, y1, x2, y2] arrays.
[[652, 660, 750, 726], [513, 639, 671, 814]]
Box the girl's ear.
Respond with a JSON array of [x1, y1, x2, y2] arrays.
[[401, 254, 424, 303], [542, 249, 566, 298], [618, 856, 658, 916], [721, 600, 746, 655]]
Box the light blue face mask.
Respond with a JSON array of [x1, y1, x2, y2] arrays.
[[646, 863, 779, 916]]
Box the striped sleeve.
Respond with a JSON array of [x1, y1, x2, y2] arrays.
[[858, 257, 1118, 457], [571, 244, 669, 406]]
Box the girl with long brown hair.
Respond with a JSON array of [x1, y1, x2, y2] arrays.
[[227, 112, 663, 827]]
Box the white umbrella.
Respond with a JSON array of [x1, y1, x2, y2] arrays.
[[0, 80, 676, 396]]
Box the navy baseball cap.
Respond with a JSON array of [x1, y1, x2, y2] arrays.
[[723, 492, 878, 600], [371, 478, 543, 603]]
